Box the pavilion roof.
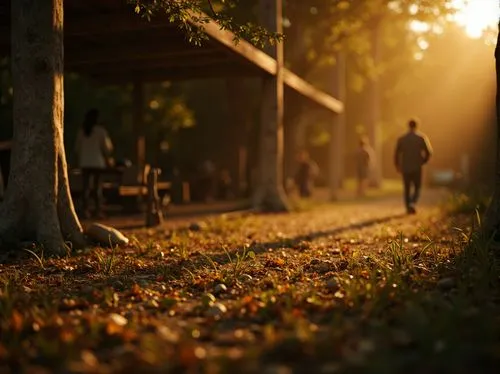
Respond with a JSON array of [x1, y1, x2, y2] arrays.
[[0, 0, 343, 113]]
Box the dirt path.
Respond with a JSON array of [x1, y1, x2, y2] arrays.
[[6, 187, 485, 374], [127, 187, 449, 244]]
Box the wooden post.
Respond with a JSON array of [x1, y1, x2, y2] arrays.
[[329, 52, 346, 200], [133, 81, 146, 178], [253, 0, 289, 211], [146, 168, 163, 227]]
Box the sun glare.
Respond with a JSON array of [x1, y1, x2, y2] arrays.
[[453, 0, 498, 39]]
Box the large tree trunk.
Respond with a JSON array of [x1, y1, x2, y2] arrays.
[[253, 0, 290, 212], [0, 0, 85, 254], [485, 21, 500, 234]]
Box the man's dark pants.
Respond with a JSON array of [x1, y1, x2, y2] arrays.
[[402, 169, 422, 209]]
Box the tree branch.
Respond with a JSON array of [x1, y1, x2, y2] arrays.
[[206, 0, 218, 18]]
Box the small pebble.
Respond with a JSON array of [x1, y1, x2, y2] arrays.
[[326, 278, 340, 291], [214, 283, 228, 294], [313, 260, 334, 274], [207, 302, 227, 317], [201, 293, 217, 307], [437, 277, 455, 290], [81, 350, 98, 367], [147, 299, 159, 309], [189, 222, 207, 231], [109, 313, 127, 326], [309, 258, 321, 265], [112, 281, 124, 290]]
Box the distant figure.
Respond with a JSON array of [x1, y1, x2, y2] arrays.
[[294, 150, 319, 198], [356, 136, 373, 197], [218, 169, 233, 200], [198, 159, 216, 202], [394, 119, 433, 214], [75, 109, 114, 218]]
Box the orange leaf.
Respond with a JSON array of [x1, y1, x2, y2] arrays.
[[130, 283, 142, 296], [292, 308, 303, 318], [241, 295, 254, 304], [179, 344, 197, 366], [10, 310, 23, 332], [60, 329, 75, 343], [106, 321, 124, 335]]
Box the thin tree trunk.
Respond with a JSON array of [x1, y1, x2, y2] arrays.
[[0, 0, 85, 254], [329, 52, 347, 200], [368, 22, 382, 188]]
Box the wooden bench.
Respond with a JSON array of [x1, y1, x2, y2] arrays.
[[102, 182, 172, 197], [69, 166, 190, 215], [69, 166, 171, 213]]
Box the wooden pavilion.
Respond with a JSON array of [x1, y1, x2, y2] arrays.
[[0, 0, 345, 210]]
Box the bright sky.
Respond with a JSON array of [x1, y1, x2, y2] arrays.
[[452, 0, 498, 39]]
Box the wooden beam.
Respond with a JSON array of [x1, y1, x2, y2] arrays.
[[187, 10, 344, 114], [187, 11, 277, 76], [283, 70, 344, 114]]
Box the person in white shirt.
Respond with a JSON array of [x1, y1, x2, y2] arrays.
[[75, 109, 113, 218]]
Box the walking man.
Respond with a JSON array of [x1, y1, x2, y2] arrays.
[[394, 119, 433, 214]]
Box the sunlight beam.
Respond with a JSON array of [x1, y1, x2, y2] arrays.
[[452, 0, 498, 39]]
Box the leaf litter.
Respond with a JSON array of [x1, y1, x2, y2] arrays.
[[0, 198, 499, 373]]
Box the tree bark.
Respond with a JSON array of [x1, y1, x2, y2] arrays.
[[253, 0, 290, 212], [0, 0, 85, 254], [484, 21, 500, 234]]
